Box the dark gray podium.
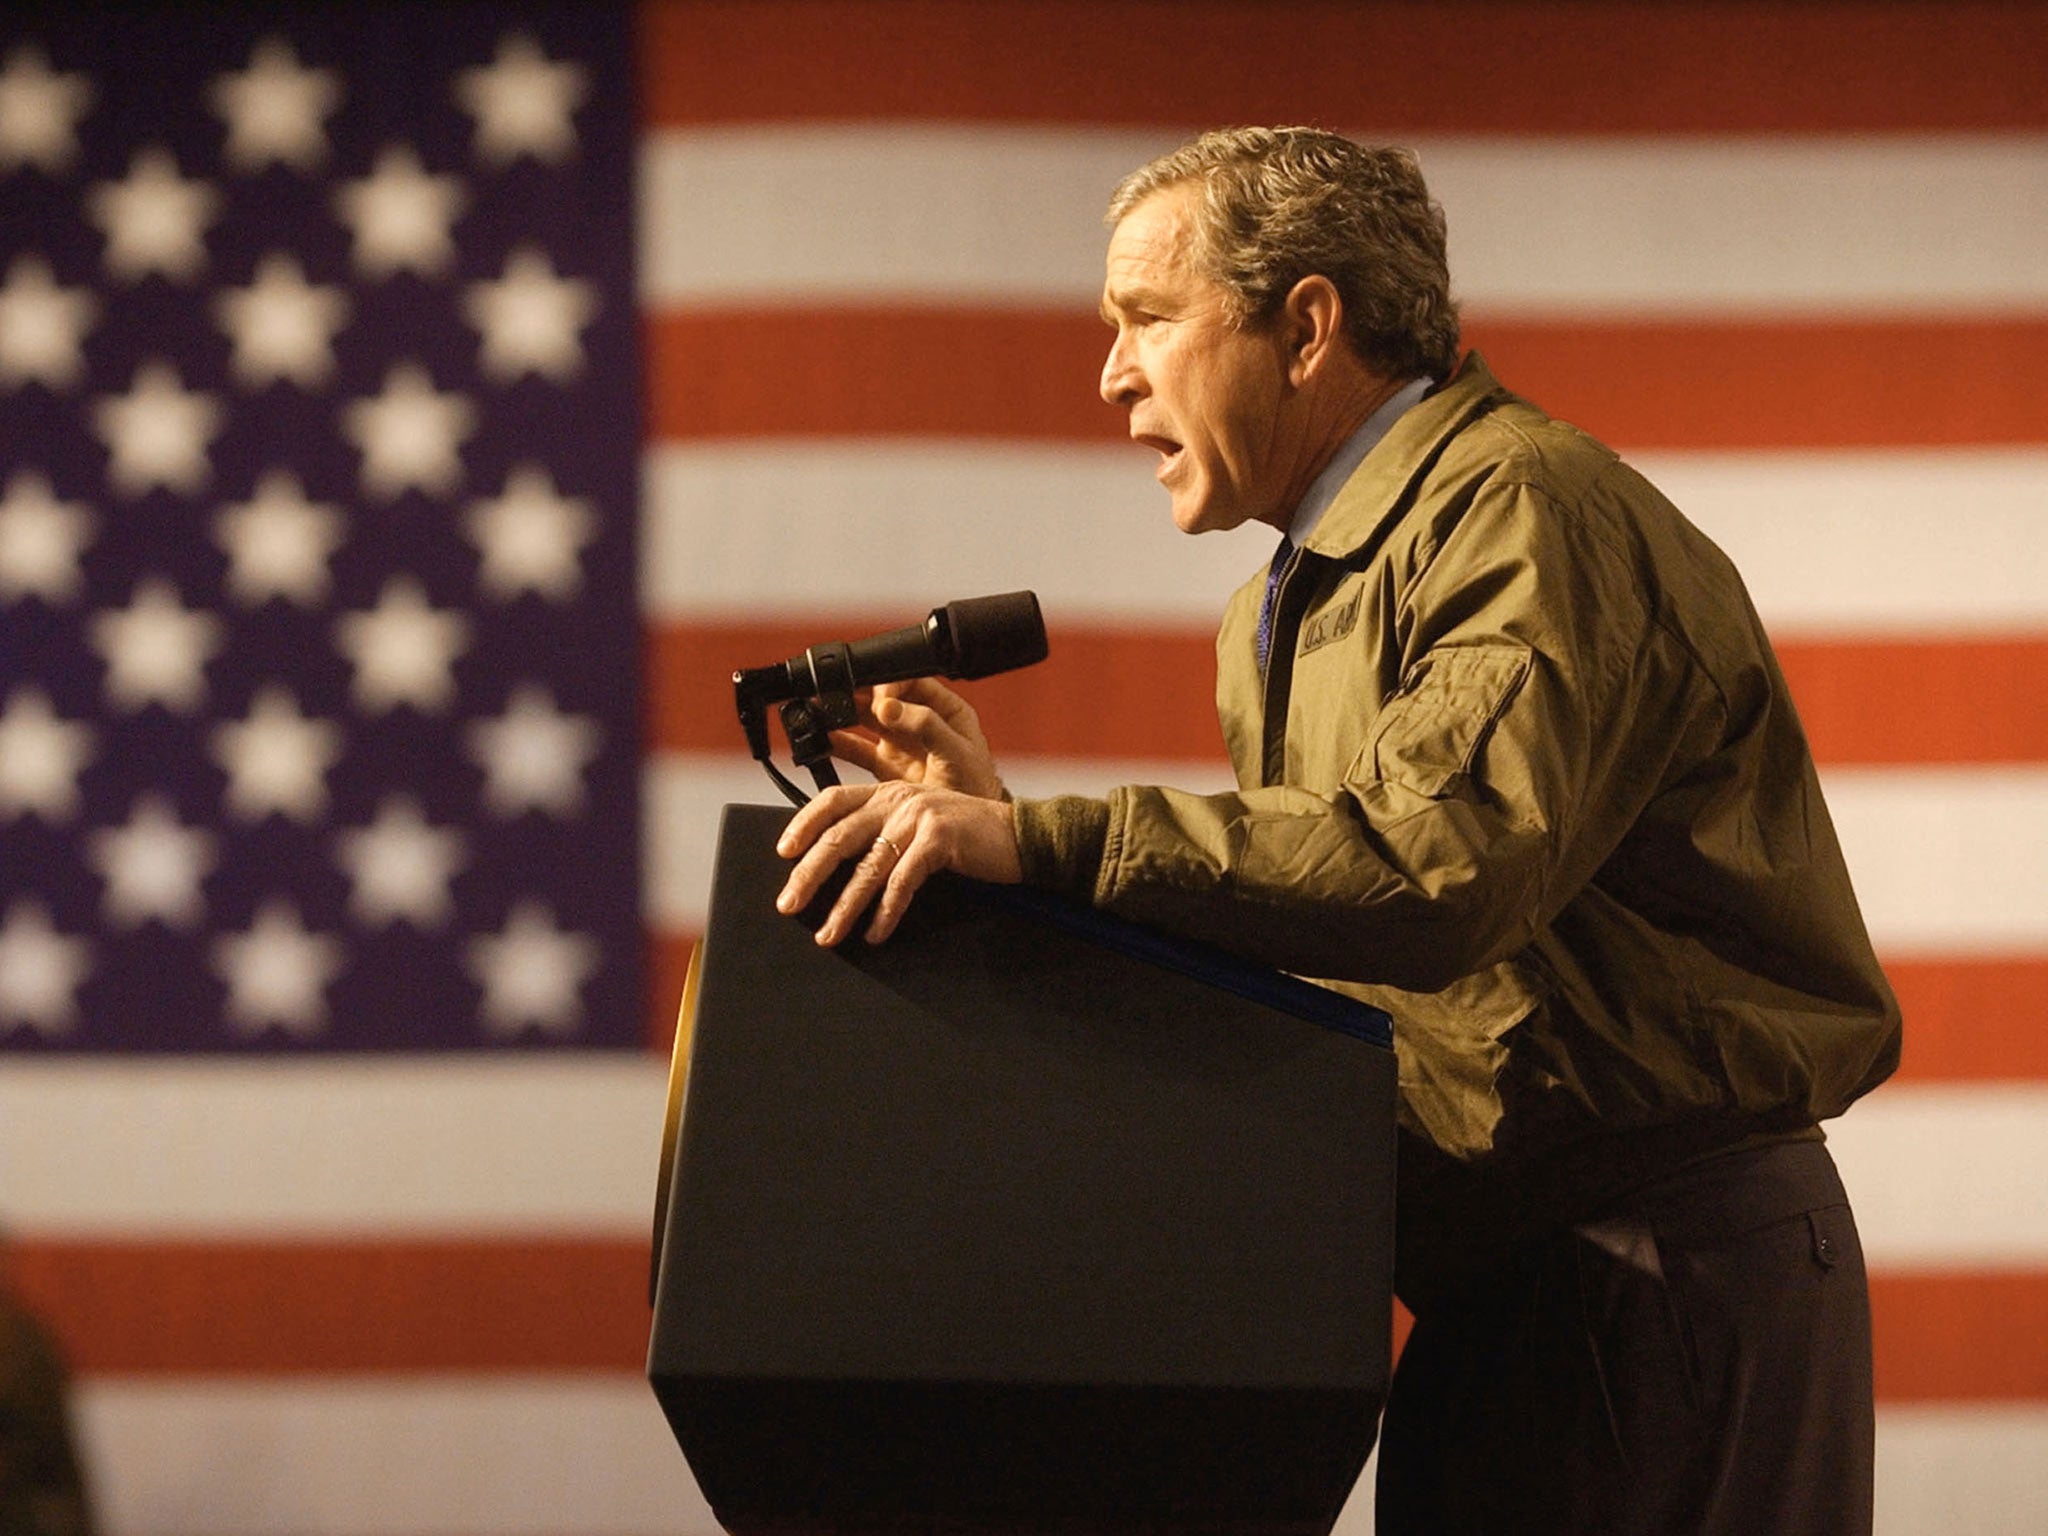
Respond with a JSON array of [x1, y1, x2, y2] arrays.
[[648, 804, 1396, 1535]]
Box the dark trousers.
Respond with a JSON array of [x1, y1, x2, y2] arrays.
[[1375, 1138, 1874, 1535]]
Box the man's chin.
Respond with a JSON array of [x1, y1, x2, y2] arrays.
[[1170, 497, 1258, 537], [1167, 485, 1218, 534]]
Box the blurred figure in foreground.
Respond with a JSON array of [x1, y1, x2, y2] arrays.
[[0, 1244, 94, 1536]]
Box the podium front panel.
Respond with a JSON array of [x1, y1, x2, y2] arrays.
[[649, 803, 1397, 1534]]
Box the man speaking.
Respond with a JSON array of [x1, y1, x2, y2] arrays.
[[774, 127, 1899, 1534]]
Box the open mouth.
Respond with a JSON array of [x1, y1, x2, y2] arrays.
[[1134, 433, 1183, 479]]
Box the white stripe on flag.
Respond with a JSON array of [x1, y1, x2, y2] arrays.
[[1870, 1408, 2048, 1536], [1333, 1409, 2048, 1536], [644, 755, 2048, 954], [14, 1029, 2044, 1264], [1826, 766, 2048, 953], [1639, 450, 2048, 638], [70, 1376, 2048, 1536], [642, 754, 1234, 933], [643, 443, 2048, 634], [0, 1059, 664, 1234], [641, 128, 2048, 310], [1831, 1086, 2048, 1268], [641, 442, 1246, 622], [78, 1377, 711, 1536]]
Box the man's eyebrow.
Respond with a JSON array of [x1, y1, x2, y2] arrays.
[[1100, 282, 1166, 323]]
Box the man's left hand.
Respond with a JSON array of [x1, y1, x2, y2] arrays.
[[775, 780, 1023, 946]]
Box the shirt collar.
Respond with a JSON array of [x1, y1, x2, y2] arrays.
[[1285, 375, 1435, 546]]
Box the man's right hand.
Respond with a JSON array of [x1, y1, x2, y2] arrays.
[[829, 677, 1006, 800]]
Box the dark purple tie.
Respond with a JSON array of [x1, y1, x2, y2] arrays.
[[1256, 536, 1294, 671]]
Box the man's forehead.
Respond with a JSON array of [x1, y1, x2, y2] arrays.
[[1101, 185, 1202, 308], [1107, 185, 1195, 265]]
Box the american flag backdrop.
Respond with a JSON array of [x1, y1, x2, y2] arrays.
[[2, 2, 2045, 1533], [0, 8, 643, 1055]]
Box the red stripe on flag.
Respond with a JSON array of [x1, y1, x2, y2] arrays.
[[646, 309, 2048, 450], [647, 929, 2047, 1087], [1885, 957, 2048, 1083], [20, 1237, 2048, 1400], [655, 937, 696, 1056], [638, 1, 2048, 134], [1872, 1270, 2048, 1401], [1469, 318, 2048, 451], [646, 309, 1118, 444], [10, 1238, 649, 1377], [1394, 1275, 2048, 1401], [649, 931, 694, 1053], [1777, 637, 2048, 765], [648, 620, 1228, 762], [648, 622, 2048, 767]]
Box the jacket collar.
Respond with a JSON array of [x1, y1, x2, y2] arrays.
[[1295, 351, 1509, 562]]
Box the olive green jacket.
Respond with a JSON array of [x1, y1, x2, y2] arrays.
[[1016, 354, 1899, 1187]]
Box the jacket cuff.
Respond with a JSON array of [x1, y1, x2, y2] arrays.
[[1012, 794, 1113, 897]]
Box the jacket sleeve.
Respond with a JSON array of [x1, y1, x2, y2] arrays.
[[1013, 473, 1725, 992]]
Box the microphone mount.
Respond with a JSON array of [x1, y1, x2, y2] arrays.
[[732, 593, 1048, 808]]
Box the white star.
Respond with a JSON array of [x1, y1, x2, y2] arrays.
[[0, 687, 94, 820], [213, 898, 343, 1037], [87, 146, 220, 283], [468, 684, 602, 817], [209, 35, 341, 172], [0, 256, 97, 389], [90, 576, 224, 711], [336, 795, 467, 928], [0, 45, 93, 174], [462, 244, 597, 383], [467, 900, 600, 1036], [214, 469, 345, 605], [88, 793, 216, 928], [335, 576, 470, 713], [342, 363, 474, 500], [215, 254, 350, 388], [334, 145, 467, 278], [0, 471, 93, 602], [465, 464, 595, 601], [455, 34, 587, 166], [0, 900, 91, 1035], [93, 359, 224, 496], [212, 684, 342, 821]]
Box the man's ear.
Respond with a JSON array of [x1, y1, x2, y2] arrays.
[[1280, 274, 1344, 387]]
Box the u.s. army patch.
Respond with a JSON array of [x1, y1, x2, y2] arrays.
[[1298, 587, 1361, 656]]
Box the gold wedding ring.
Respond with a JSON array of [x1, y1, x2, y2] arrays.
[[873, 833, 903, 862]]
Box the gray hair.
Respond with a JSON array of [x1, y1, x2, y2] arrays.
[[1107, 126, 1461, 381]]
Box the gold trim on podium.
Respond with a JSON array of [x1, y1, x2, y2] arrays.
[[649, 941, 702, 1306]]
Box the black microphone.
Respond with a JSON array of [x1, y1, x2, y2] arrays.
[[733, 592, 1048, 709]]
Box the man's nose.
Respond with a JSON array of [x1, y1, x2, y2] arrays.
[[1100, 334, 1142, 407]]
